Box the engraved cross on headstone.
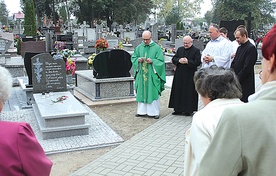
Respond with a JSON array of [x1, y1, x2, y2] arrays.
[[245, 12, 254, 38]]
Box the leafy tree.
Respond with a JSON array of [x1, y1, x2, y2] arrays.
[[71, 0, 154, 30], [204, 10, 212, 25], [59, 6, 67, 23], [211, 0, 276, 30], [153, 0, 203, 23], [165, 6, 181, 25], [23, 0, 37, 36], [0, 0, 9, 26]]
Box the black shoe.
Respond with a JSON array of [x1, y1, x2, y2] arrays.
[[172, 111, 182, 115], [135, 114, 146, 117], [184, 112, 193, 116], [148, 115, 160, 119]]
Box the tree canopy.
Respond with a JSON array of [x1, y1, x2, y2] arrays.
[[71, 0, 154, 30], [0, 0, 9, 26], [23, 0, 37, 36], [208, 0, 276, 29]]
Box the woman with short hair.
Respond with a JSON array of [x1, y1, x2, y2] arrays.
[[184, 65, 243, 176], [0, 66, 52, 176]]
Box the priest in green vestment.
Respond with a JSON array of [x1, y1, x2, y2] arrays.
[[131, 31, 166, 119]]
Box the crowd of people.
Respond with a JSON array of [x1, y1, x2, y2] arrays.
[[131, 23, 276, 175], [1, 22, 275, 175]]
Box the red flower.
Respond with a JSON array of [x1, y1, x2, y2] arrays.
[[66, 58, 77, 75], [95, 38, 108, 50]]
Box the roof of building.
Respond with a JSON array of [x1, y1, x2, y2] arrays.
[[13, 12, 25, 20]]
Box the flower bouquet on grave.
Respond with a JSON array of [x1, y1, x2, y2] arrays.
[[124, 37, 130, 44], [53, 41, 66, 52], [66, 57, 77, 75], [14, 35, 22, 55], [61, 48, 76, 58], [115, 41, 124, 49], [51, 95, 68, 103], [95, 38, 108, 52], [87, 53, 96, 69]]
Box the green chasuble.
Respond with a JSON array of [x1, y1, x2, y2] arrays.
[[131, 41, 166, 104]]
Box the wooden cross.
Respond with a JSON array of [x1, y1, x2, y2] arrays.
[[245, 12, 254, 38]]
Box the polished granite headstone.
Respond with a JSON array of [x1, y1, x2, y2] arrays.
[[31, 53, 67, 93], [24, 52, 42, 87], [33, 91, 90, 139], [93, 49, 132, 79]]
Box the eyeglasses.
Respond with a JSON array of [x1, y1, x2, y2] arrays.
[[184, 42, 191, 45], [143, 38, 151, 41]]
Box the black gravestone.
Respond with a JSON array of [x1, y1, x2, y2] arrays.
[[93, 51, 110, 79], [31, 53, 67, 93], [220, 20, 245, 41], [24, 52, 42, 87], [108, 49, 131, 77], [93, 49, 132, 79]]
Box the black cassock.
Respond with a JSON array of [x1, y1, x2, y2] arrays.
[[168, 45, 201, 113], [231, 40, 257, 102]]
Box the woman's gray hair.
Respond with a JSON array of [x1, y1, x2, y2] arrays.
[[0, 66, 12, 103], [194, 65, 242, 101]]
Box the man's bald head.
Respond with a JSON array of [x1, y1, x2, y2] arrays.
[[142, 30, 152, 45], [183, 35, 193, 49]]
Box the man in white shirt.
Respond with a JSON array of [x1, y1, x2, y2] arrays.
[[201, 24, 233, 68]]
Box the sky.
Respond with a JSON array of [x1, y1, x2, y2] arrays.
[[5, 0, 22, 16], [199, 0, 212, 17], [5, 0, 213, 17]]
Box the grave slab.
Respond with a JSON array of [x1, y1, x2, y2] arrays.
[[33, 91, 90, 139]]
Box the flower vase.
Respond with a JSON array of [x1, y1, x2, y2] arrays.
[[66, 74, 73, 85]]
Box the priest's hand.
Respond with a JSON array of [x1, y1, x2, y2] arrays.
[[138, 57, 146, 63], [179, 57, 188, 64], [203, 55, 214, 63], [145, 58, 152, 64]]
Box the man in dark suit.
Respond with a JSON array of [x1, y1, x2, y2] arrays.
[[231, 27, 257, 102], [168, 36, 201, 116]]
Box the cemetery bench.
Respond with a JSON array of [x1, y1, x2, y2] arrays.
[[33, 91, 90, 139]]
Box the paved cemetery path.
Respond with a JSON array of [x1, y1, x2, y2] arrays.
[[70, 74, 262, 176]]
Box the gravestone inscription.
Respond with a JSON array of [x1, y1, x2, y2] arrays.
[[32, 53, 67, 93]]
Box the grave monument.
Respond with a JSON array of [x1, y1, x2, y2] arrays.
[[31, 53, 90, 139], [75, 49, 135, 101]]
